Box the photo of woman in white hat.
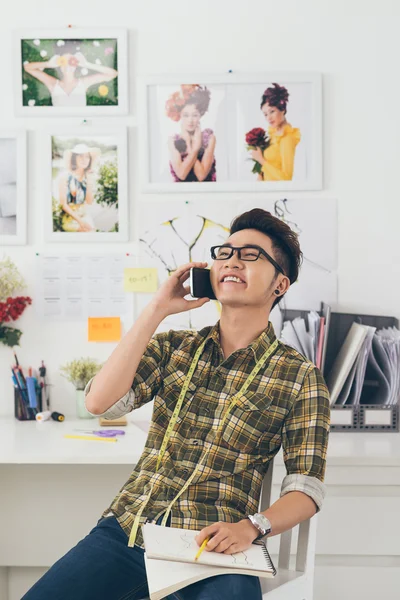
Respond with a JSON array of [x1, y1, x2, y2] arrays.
[[51, 135, 121, 236], [58, 143, 100, 232]]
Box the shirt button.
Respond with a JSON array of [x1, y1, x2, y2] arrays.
[[181, 468, 189, 476], [192, 439, 199, 446]]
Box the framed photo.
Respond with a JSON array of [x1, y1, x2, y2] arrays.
[[14, 28, 128, 116], [44, 128, 128, 242], [140, 73, 322, 193], [0, 131, 27, 245]]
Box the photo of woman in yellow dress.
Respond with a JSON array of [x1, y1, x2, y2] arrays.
[[250, 83, 301, 181]]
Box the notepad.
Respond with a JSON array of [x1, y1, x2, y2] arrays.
[[142, 524, 276, 600]]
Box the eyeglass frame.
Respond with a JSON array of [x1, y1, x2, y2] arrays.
[[210, 244, 286, 276]]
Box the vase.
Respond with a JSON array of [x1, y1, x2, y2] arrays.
[[75, 389, 95, 419]]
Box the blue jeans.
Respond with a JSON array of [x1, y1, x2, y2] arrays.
[[22, 514, 262, 600]]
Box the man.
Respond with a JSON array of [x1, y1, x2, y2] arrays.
[[24, 208, 330, 600]]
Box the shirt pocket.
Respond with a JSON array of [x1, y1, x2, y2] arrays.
[[159, 368, 197, 424], [220, 393, 273, 454]]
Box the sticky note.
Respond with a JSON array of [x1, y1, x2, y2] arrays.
[[88, 317, 121, 342], [124, 268, 158, 293]]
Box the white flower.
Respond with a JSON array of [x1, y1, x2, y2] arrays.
[[40, 50, 47, 58], [93, 41, 100, 47], [76, 46, 80, 50], [95, 59, 101, 65], [22, 84, 28, 91], [81, 68, 88, 75], [28, 99, 35, 106], [0, 256, 27, 302], [33, 39, 40, 46], [57, 40, 65, 47]]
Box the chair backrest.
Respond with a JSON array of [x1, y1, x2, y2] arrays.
[[258, 461, 317, 577]]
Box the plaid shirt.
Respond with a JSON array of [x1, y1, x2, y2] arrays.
[[85, 322, 330, 548]]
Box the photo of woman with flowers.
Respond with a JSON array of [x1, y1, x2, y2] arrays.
[[145, 81, 229, 186], [21, 38, 118, 108], [165, 85, 217, 182]]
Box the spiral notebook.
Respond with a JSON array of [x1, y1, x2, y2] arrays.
[[142, 524, 276, 600]]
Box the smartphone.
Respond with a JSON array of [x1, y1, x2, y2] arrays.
[[190, 267, 217, 300]]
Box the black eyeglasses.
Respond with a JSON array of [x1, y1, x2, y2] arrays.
[[210, 245, 285, 275]]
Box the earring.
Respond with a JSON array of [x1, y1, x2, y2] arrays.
[[274, 290, 280, 295]]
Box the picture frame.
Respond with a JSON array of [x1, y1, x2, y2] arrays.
[[139, 72, 322, 193], [14, 28, 128, 116], [43, 127, 128, 243], [0, 130, 27, 245]]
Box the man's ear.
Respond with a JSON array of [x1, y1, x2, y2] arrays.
[[275, 276, 290, 296]]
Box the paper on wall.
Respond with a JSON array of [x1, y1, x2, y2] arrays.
[[35, 254, 134, 321]]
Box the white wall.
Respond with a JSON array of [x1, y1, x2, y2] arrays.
[[1, 0, 400, 420]]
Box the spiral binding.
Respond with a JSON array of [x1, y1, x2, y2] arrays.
[[254, 540, 277, 576]]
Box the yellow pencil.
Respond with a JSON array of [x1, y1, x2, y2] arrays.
[[63, 434, 117, 443], [194, 535, 211, 561]]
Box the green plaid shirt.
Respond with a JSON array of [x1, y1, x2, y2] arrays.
[[85, 322, 330, 548]]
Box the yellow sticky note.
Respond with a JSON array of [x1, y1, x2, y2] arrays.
[[124, 268, 158, 293], [88, 317, 121, 342]]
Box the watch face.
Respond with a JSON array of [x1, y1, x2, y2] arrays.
[[255, 513, 271, 532]]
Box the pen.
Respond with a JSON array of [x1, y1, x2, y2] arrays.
[[39, 361, 50, 411], [11, 368, 26, 419], [194, 535, 211, 561]]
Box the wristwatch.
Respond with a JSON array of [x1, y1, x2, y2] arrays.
[[247, 513, 272, 540]]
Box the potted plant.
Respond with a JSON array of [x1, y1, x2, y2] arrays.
[[60, 357, 103, 418]]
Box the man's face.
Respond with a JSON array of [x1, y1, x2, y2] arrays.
[[210, 228, 284, 308]]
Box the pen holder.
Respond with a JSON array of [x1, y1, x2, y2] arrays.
[[14, 387, 43, 421]]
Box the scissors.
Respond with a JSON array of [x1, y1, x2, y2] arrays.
[[74, 429, 126, 438]]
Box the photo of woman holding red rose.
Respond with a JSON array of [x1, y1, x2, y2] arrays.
[[247, 83, 301, 181]]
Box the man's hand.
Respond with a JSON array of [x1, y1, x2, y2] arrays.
[[150, 261, 210, 319], [195, 520, 259, 555]]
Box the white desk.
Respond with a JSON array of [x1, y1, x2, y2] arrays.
[[2, 416, 400, 466], [0, 416, 149, 465], [0, 417, 399, 600]]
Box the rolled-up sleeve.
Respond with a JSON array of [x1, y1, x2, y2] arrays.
[[280, 367, 330, 511], [84, 331, 174, 419]]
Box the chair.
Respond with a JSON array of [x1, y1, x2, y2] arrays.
[[258, 460, 317, 599]]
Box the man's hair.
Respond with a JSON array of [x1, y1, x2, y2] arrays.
[[229, 208, 303, 307]]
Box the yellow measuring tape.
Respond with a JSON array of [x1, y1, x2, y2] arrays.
[[128, 336, 279, 547]]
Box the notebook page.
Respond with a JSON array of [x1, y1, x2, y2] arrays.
[[143, 524, 273, 573]]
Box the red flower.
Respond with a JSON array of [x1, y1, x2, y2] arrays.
[[245, 127, 268, 148], [245, 128, 270, 175], [0, 296, 32, 323]]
